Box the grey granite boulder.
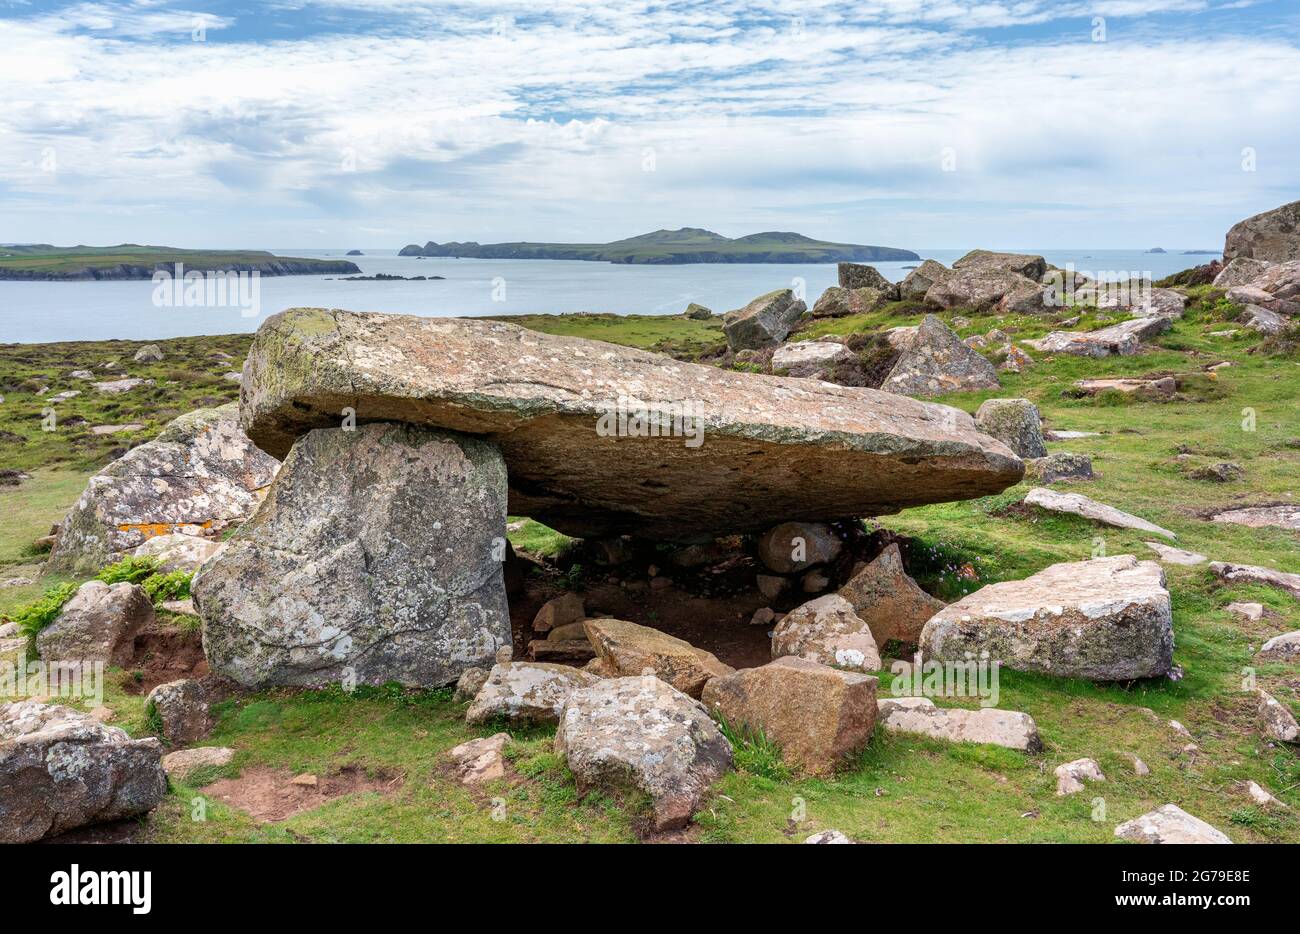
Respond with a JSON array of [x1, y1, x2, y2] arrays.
[[837, 262, 893, 292], [881, 315, 1000, 397], [0, 701, 166, 843], [195, 422, 511, 689], [145, 678, 212, 745], [1114, 804, 1231, 844], [723, 288, 806, 350], [466, 662, 600, 726], [36, 580, 154, 668], [898, 259, 950, 300], [1223, 198, 1300, 264], [975, 398, 1047, 459]]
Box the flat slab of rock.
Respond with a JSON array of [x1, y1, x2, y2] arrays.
[[772, 340, 856, 377], [238, 309, 1023, 540], [881, 315, 1000, 397], [920, 555, 1173, 681], [837, 543, 944, 646], [876, 696, 1042, 752], [0, 701, 166, 843], [1074, 377, 1176, 399], [37, 580, 154, 668], [1210, 561, 1300, 599], [584, 618, 732, 698], [1259, 630, 1300, 662], [1114, 804, 1231, 844], [1144, 541, 1206, 566], [466, 662, 600, 726], [555, 676, 733, 832], [161, 746, 234, 780], [702, 657, 877, 776], [133, 532, 224, 573], [195, 423, 511, 689], [1212, 505, 1300, 532], [1025, 316, 1171, 357], [772, 594, 882, 672], [48, 404, 279, 576], [448, 733, 510, 784], [1024, 487, 1176, 539]]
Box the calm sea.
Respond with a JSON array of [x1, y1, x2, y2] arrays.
[[0, 248, 1218, 344]]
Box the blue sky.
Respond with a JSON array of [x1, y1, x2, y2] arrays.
[[2, 0, 1298, 250]]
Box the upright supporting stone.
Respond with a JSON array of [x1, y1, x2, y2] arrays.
[[194, 423, 511, 689]]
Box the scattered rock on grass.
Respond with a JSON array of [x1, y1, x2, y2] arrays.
[[448, 733, 511, 785], [453, 667, 489, 703], [805, 829, 853, 844], [1258, 630, 1300, 661], [837, 543, 945, 646], [1210, 561, 1300, 599], [1257, 690, 1299, 743], [881, 315, 1001, 397], [974, 398, 1046, 459], [1023, 487, 1176, 539], [876, 696, 1043, 752], [1113, 804, 1231, 844], [161, 746, 234, 781], [1054, 758, 1106, 795], [36, 581, 154, 668], [466, 662, 600, 727], [1025, 452, 1093, 484], [1144, 541, 1206, 566], [146, 679, 212, 746]]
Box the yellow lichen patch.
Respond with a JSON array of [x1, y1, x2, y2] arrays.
[[117, 520, 213, 539]]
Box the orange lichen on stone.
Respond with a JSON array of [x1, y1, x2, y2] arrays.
[[117, 521, 214, 539]]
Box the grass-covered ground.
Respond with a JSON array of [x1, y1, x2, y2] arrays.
[[2, 295, 1298, 843]]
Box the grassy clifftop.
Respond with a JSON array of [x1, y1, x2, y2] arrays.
[[0, 245, 359, 280]]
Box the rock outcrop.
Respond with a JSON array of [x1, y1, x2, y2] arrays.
[[921, 556, 1173, 681], [880, 315, 1001, 397], [1, 701, 166, 843], [48, 404, 279, 576], [1209, 561, 1300, 599], [237, 309, 1023, 540], [703, 657, 877, 775], [1223, 199, 1300, 264], [723, 289, 806, 350], [195, 423, 511, 689], [837, 262, 893, 292]]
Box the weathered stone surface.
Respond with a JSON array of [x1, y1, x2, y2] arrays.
[[771, 340, 856, 377], [1257, 690, 1299, 743], [1212, 504, 1300, 532], [975, 398, 1046, 459], [1025, 316, 1171, 357], [48, 404, 279, 576], [1223, 199, 1300, 264], [702, 657, 877, 775], [756, 521, 842, 574], [1144, 542, 1206, 566], [146, 678, 211, 745], [1114, 804, 1231, 844], [881, 315, 1000, 397], [1213, 257, 1272, 289], [0, 701, 166, 843], [1024, 487, 1176, 539], [453, 666, 490, 703], [132, 532, 224, 573], [134, 344, 164, 362], [926, 268, 1032, 310], [921, 555, 1174, 681], [532, 592, 584, 634], [1242, 304, 1286, 333], [36, 581, 154, 668], [810, 286, 887, 319], [1227, 602, 1264, 621], [1242, 780, 1287, 809], [584, 618, 732, 698], [771, 594, 882, 672], [1025, 452, 1093, 484], [161, 746, 234, 780], [555, 676, 733, 831], [683, 302, 713, 320], [876, 696, 1042, 752], [837, 543, 944, 646], [238, 309, 1024, 541], [998, 279, 1050, 315], [996, 343, 1035, 373], [448, 732, 510, 784], [1187, 461, 1244, 483], [1259, 630, 1300, 662], [723, 289, 807, 350], [1210, 561, 1300, 599], [805, 829, 852, 844], [954, 250, 1049, 280], [195, 423, 511, 689], [1055, 757, 1105, 795], [466, 662, 600, 726], [1074, 376, 1176, 399], [898, 259, 950, 300], [838, 262, 893, 292]]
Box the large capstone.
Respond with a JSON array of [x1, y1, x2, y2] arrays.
[[48, 404, 279, 576], [194, 422, 511, 689], [920, 555, 1173, 681], [237, 309, 1023, 540]]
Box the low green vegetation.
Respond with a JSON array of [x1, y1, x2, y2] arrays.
[[0, 245, 357, 279], [2, 284, 1298, 843]]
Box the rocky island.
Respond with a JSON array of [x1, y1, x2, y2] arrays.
[[0, 245, 361, 280]]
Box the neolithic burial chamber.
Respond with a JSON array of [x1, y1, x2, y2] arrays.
[[193, 307, 1023, 689]]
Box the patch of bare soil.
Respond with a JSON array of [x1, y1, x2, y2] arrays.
[[40, 819, 143, 844], [122, 621, 208, 694], [204, 765, 403, 822]]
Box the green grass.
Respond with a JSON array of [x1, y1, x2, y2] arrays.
[[3, 291, 1299, 843]]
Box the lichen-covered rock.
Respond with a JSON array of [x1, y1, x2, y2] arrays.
[[145, 678, 211, 746], [133, 344, 164, 362], [701, 657, 877, 775], [466, 662, 600, 726], [921, 555, 1173, 681], [838, 262, 893, 292], [997, 279, 1049, 315], [1025, 316, 1171, 357], [1025, 452, 1094, 484], [876, 696, 1042, 752], [195, 423, 511, 689], [583, 618, 732, 698], [683, 302, 713, 320], [881, 315, 1000, 397], [555, 676, 733, 831], [1259, 630, 1300, 662], [1213, 257, 1272, 289], [805, 829, 852, 844], [809, 286, 886, 319], [837, 543, 944, 646], [36, 581, 154, 668], [1024, 487, 1175, 538], [756, 521, 842, 574], [975, 398, 1047, 459], [132, 532, 224, 573], [1055, 757, 1106, 795], [48, 404, 279, 576], [1223, 198, 1300, 264], [771, 594, 882, 672], [0, 701, 166, 843], [771, 340, 856, 378], [925, 268, 1033, 310], [448, 733, 510, 784], [238, 309, 1023, 541], [1257, 690, 1299, 743], [1209, 561, 1300, 599], [954, 250, 1048, 281], [723, 288, 807, 350], [161, 746, 233, 780], [898, 259, 950, 300], [1114, 804, 1231, 844]]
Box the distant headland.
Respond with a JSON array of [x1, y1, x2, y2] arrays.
[[0, 245, 360, 281], [398, 228, 920, 264]]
